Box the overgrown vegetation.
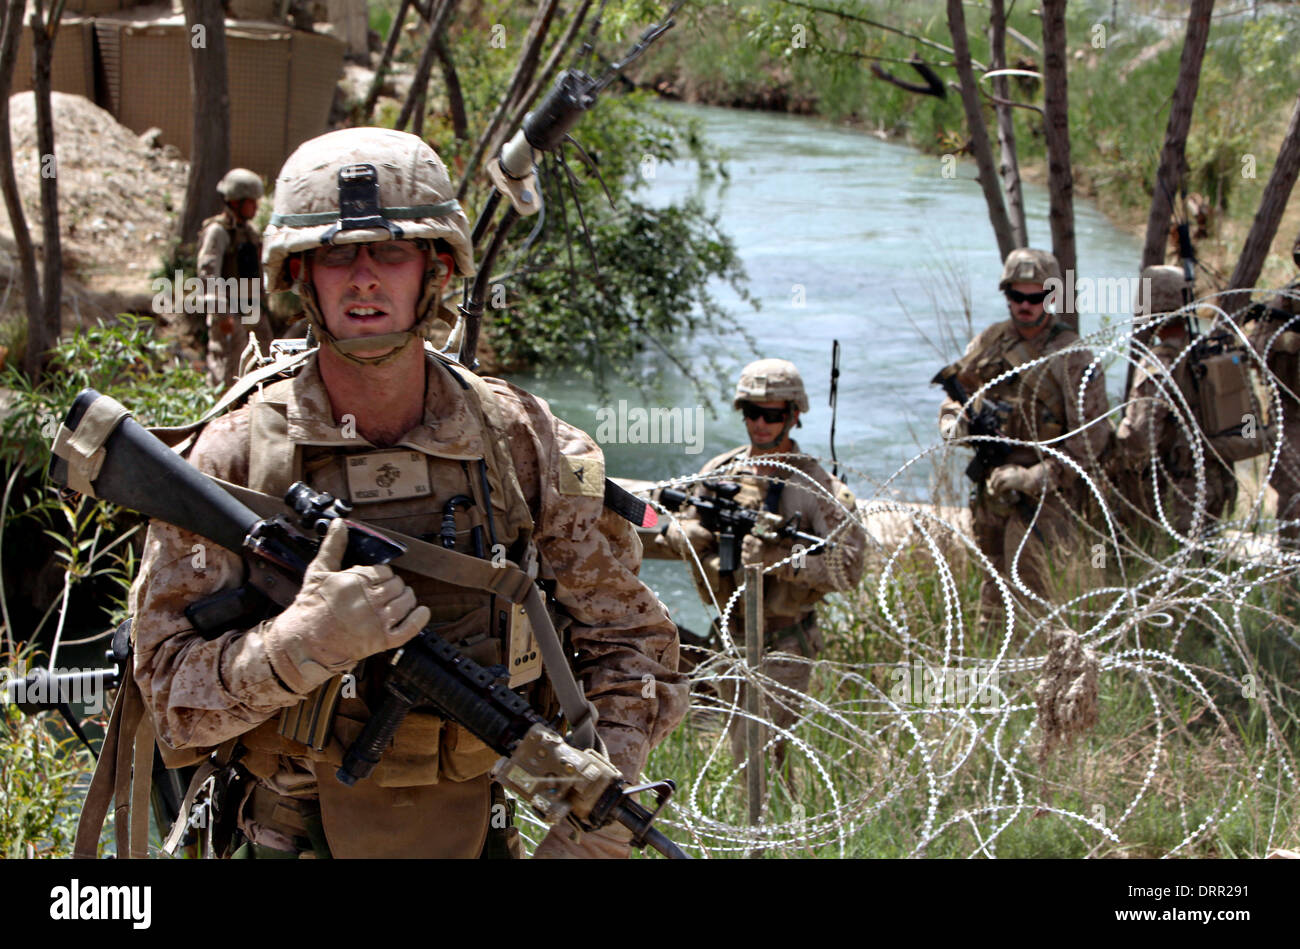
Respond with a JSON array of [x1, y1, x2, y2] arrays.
[[639, 1, 1300, 285], [0, 320, 211, 857], [643, 523, 1300, 858], [366, 0, 758, 398], [0, 645, 98, 859]]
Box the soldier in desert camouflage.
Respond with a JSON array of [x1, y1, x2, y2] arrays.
[[197, 168, 271, 390], [1111, 265, 1238, 538], [129, 129, 687, 858], [938, 248, 1110, 625], [664, 359, 865, 766], [1246, 230, 1300, 546]]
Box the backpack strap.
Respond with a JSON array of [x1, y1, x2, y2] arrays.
[[148, 347, 316, 451]]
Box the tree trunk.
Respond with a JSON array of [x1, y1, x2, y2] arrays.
[[457, 0, 560, 200], [988, 0, 1027, 248], [1225, 90, 1300, 311], [179, 0, 229, 246], [0, 0, 43, 380], [395, 0, 453, 133], [1140, 0, 1213, 269], [27, 2, 62, 381], [1040, 0, 1077, 329], [436, 34, 467, 140], [363, 0, 411, 123], [945, 0, 1016, 261]]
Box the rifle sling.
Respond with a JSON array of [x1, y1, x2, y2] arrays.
[[210, 477, 598, 749], [161, 737, 242, 857], [73, 666, 152, 859], [148, 347, 317, 450]]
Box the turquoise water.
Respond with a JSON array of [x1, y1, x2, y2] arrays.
[[508, 103, 1143, 632]]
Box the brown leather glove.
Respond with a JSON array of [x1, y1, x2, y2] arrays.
[[939, 399, 969, 441], [261, 518, 431, 694]]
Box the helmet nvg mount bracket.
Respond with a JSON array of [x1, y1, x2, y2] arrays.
[[261, 127, 476, 367]]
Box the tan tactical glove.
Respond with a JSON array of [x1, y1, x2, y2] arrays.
[[939, 399, 969, 441], [532, 823, 633, 859], [493, 724, 633, 859], [261, 518, 431, 694], [663, 519, 714, 559], [987, 462, 1052, 502]]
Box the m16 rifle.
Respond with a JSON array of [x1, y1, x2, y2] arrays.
[[49, 389, 689, 859], [1244, 299, 1300, 328], [659, 481, 828, 574], [931, 365, 1015, 485]]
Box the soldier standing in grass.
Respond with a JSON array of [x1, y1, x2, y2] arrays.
[[664, 359, 865, 767], [938, 249, 1110, 625]]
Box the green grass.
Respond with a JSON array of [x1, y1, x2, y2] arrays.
[[643, 514, 1300, 858]]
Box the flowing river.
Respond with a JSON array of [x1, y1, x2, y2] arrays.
[[508, 102, 1145, 635]]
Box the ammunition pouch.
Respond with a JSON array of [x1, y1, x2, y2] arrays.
[[1192, 342, 1267, 462]]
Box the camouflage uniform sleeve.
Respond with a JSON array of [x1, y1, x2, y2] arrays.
[[129, 409, 303, 751], [1114, 357, 1169, 469], [489, 381, 688, 781], [1046, 343, 1111, 490], [196, 221, 229, 280], [770, 465, 866, 593]]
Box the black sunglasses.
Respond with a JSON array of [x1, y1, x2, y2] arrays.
[[1006, 288, 1051, 305], [740, 403, 789, 424]]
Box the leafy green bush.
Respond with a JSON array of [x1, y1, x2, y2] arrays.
[[0, 648, 98, 858], [0, 314, 214, 478], [494, 196, 753, 396], [0, 316, 213, 640]]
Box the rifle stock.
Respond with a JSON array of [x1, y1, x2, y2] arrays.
[[48, 388, 690, 858]]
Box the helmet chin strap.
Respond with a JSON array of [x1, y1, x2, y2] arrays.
[[296, 259, 446, 367], [1013, 306, 1052, 333]]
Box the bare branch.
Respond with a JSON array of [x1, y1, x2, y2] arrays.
[[946, 0, 1015, 259], [1140, 0, 1214, 270]]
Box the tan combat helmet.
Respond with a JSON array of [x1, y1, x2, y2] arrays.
[[733, 358, 810, 412], [262, 127, 475, 365], [217, 168, 264, 202], [1135, 264, 1189, 317], [998, 247, 1061, 291]]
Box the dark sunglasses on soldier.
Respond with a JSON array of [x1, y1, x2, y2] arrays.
[[740, 402, 789, 424], [314, 239, 423, 268], [1005, 287, 1050, 305]]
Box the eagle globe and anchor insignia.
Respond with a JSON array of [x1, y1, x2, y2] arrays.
[[345, 450, 433, 501]]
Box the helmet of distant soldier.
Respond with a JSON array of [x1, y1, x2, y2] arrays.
[[733, 358, 810, 413], [1136, 265, 1189, 317], [216, 168, 265, 202], [998, 247, 1061, 291]]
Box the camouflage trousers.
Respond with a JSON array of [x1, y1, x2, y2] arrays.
[[971, 487, 1078, 627], [1110, 460, 1235, 540], [716, 614, 822, 767], [1269, 417, 1300, 547]]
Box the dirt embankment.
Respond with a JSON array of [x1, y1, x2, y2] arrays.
[[0, 92, 190, 324]]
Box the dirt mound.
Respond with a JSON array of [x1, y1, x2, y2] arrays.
[[1, 92, 188, 298]]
